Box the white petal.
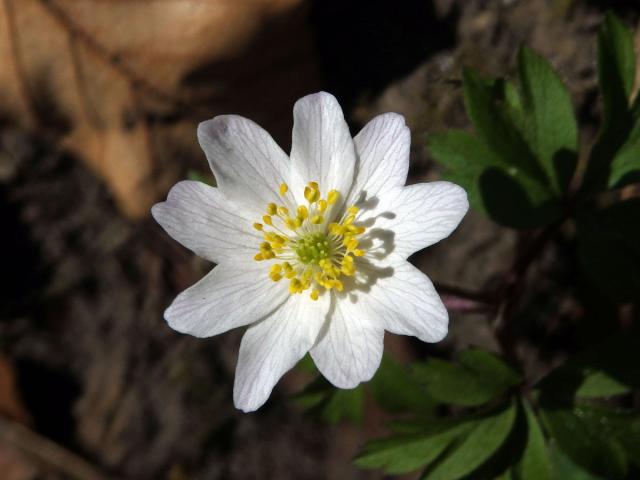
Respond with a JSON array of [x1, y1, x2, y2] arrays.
[[347, 113, 410, 204], [290, 92, 356, 203], [234, 293, 330, 412], [197, 115, 289, 215], [310, 295, 385, 389], [360, 258, 448, 343], [165, 262, 288, 338], [152, 181, 260, 263], [360, 181, 468, 259]]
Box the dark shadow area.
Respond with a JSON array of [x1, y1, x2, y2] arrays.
[[583, 1, 640, 19], [0, 187, 48, 320], [309, 0, 458, 112], [180, 3, 319, 149], [15, 359, 81, 446], [479, 167, 562, 229]]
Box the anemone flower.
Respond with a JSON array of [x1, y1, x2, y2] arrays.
[[152, 92, 468, 412]]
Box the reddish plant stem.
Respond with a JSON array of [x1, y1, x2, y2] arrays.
[[435, 282, 494, 314]]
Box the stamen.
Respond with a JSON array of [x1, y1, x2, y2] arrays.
[[252, 181, 368, 300]]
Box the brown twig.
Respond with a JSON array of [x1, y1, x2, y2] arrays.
[[0, 414, 113, 480]]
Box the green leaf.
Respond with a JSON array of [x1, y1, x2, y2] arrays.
[[457, 348, 522, 388], [294, 376, 363, 424], [577, 198, 640, 302], [321, 387, 363, 424], [516, 400, 552, 480], [582, 12, 636, 193], [608, 118, 640, 188], [541, 405, 629, 478], [462, 70, 539, 178], [354, 420, 474, 475], [369, 355, 438, 414], [599, 12, 636, 104], [412, 349, 521, 406], [518, 47, 578, 193], [549, 442, 606, 480], [428, 130, 501, 214], [576, 405, 640, 468], [187, 169, 215, 186], [430, 76, 564, 229], [296, 353, 317, 373], [575, 370, 630, 398], [423, 400, 517, 480], [538, 333, 640, 400]]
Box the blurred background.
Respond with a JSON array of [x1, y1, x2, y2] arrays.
[[0, 0, 638, 479]]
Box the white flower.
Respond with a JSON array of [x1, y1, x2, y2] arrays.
[[152, 92, 468, 412]]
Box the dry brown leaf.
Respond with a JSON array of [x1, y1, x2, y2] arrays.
[[0, 0, 314, 218]]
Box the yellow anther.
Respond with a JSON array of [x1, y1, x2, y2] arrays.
[[297, 205, 308, 220], [285, 217, 298, 230], [265, 232, 285, 245], [281, 263, 294, 278], [277, 206, 289, 217], [260, 241, 272, 251], [341, 263, 355, 276], [289, 278, 302, 294], [266, 251, 276, 259], [252, 182, 368, 297], [270, 272, 283, 282], [304, 182, 320, 203], [329, 223, 344, 235], [345, 238, 358, 251]]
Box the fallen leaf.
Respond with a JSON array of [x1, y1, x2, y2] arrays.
[[0, 0, 315, 217]]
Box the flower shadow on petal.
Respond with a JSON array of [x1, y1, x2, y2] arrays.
[[341, 254, 395, 304]]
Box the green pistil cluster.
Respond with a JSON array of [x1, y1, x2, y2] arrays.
[[295, 232, 332, 265]]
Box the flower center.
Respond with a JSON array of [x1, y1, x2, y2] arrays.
[[295, 232, 332, 265], [252, 181, 367, 301]]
